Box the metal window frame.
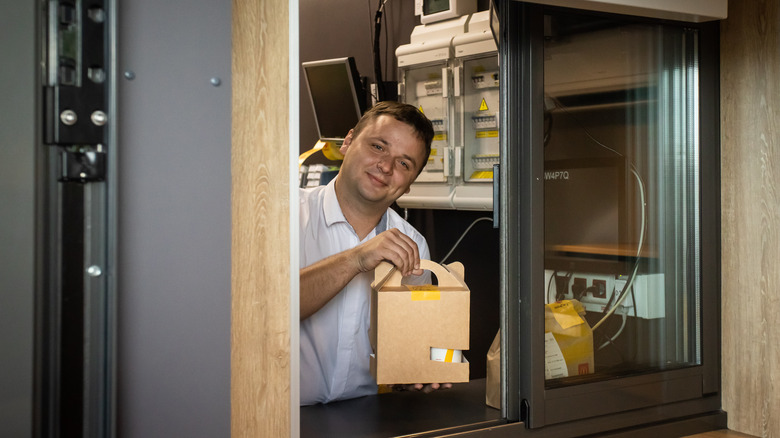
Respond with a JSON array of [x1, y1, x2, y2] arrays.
[[497, 0, 722, 432]]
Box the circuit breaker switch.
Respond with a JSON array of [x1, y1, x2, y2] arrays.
[[472, 114, 498, 130], [423, 79, 443, 95]]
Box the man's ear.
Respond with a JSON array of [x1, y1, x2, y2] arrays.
[[340, 129, 354, 155]]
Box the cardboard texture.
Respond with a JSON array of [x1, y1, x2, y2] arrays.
[[485, 329, 500, 409], [370, 259, 470, 384]]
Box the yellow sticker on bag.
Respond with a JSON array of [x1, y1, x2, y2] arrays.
[[548, 300, 585, 329], [408, 285, 441, 301]]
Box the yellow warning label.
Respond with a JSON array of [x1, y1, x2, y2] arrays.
[[418, 105, 424, 114], [433, 133, 447, 141], [479, 98, 489, 111], [470, 170, 494, 179], [476, 131, 499, 138]]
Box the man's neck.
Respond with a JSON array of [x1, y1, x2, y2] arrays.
[[334, 180, 387, 240]]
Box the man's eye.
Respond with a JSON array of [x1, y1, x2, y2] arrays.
[[399, 160, 410, 170], [373, 144, 383, 151]]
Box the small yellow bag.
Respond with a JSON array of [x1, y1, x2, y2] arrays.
[[544, 300, 594, 378]]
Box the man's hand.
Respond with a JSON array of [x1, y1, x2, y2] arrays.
[[353, 228, 423, 277], [393, 383, 453, 393], [300, 228, 423, 320]]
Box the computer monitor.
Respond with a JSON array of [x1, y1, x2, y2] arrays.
[[420, 0, 477, 24], [302, 57, 366, 143]]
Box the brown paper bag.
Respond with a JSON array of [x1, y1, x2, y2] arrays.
[[485, 329, 500, 409]]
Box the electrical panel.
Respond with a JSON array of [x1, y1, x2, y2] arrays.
[[396, 10, 498, 211]]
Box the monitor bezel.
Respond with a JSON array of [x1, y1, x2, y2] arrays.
[[302, 57, 366, 143]]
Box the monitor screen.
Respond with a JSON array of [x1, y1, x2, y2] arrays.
[[424, 0, 450, 15], [302, 57, 365, 143], [420, 0, 476, 24]]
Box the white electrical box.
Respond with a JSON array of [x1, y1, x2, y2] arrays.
[[545, 269, 665, 319], [397, 10, 499, 211], [452, 10, 498, 210]]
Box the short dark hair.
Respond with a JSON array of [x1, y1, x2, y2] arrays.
[[351, 101, 434, 174]]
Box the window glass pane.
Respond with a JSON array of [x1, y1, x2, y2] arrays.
[[542, 12, 701, 386]]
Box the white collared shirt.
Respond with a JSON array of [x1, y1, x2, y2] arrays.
[[299, 179, 430, 405]]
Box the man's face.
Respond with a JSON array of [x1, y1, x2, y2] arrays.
[[338, 115, 427, 208]]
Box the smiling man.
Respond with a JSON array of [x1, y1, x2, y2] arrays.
[[299, 101, 435, 405]]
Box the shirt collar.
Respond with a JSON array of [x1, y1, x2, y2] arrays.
[[322, 178, 347, 228], [322, 177, 388, 237]]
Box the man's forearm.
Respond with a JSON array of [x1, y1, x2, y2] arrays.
[[300, 248, 362, 320]]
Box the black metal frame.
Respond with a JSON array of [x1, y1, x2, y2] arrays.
[[497, 0, 723, 434], [36, 0, 115, 436]]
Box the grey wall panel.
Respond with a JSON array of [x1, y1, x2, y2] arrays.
[[0, 0, 37, 436], [117, 0, 231, 436]]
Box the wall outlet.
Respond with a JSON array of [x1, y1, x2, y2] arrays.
[[545, 270, 665, 319]]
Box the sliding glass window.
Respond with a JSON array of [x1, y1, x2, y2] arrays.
[[542, 11, 702, 386]]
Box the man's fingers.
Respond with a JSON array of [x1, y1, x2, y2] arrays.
[[353, 228, 424, 277], [375, 229, 420, 276], [392, 383, 452, 393]]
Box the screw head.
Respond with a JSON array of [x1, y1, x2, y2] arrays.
[[60, 109, 77, 126], [91, 110, 108, 126]]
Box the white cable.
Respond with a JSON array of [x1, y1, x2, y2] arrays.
[[547, 95, 649, 331], [597, 312, 627, 351], [439, 217, 494, 264], [592, 168, 646, 331]]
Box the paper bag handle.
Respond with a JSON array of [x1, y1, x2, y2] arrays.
[[373, 259, 465, 289]]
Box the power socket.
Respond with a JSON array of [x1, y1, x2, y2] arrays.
[[545, 270, 665, 319]]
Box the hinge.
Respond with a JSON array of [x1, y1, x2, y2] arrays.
[[44, 0, 108, 147]]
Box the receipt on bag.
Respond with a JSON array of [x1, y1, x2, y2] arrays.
[[544, 332, 568, 379]]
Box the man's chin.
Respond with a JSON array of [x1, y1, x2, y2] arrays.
[[358, 189, 394, 206]]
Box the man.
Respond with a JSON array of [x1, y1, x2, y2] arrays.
[[299, 101, 446, 405]]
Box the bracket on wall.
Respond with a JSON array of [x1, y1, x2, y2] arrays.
[[44, 0, 108, 181]]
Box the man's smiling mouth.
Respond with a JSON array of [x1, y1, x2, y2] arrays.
[[366, 172, 388, 187]]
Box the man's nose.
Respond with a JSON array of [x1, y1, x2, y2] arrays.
[[377, 156, 392, 174]]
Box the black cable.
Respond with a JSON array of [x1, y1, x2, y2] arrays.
[[373, 0, 388, 102], [594, 318, 626, 362], [551, 271, 572, 302], [581, 286, 598, 302], [543, 108, 553, 146]]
